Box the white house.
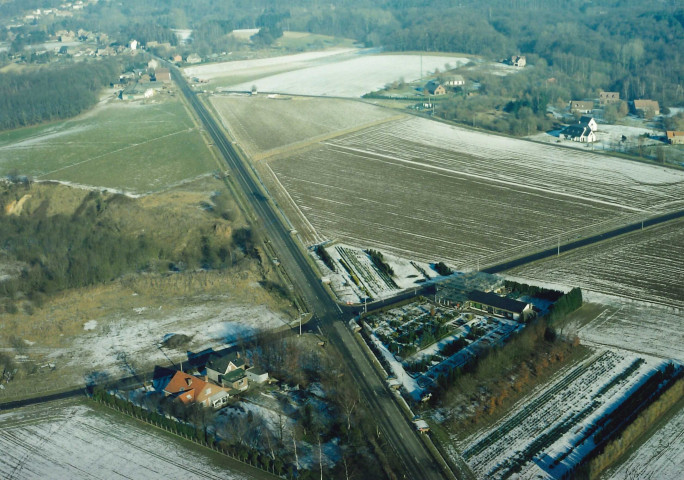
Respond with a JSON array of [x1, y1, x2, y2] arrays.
[[444, 75, 465, 87], [560, 124, 596, 143], [129, 39, 138, 50]]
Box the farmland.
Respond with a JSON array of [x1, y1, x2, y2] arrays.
[[259, 115, 684, 268], [0, 96, 217, 194], [459, 351, 680, 479], [210, 95, 399, 159], [506, 218, 684, 309], [0, 399, 257, 480], [186, 49, 469, 97]]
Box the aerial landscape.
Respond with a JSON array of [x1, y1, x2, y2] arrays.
[[0, 1, 682, 479]]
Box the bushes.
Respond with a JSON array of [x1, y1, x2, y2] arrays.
[[434, 262, 453, 276], [365, 249, 394, 276], [315, 245, 336, 272]]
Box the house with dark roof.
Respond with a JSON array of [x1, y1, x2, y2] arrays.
[[560, 124, 596, 143], [206, 350, 247, 384], [467, 290, 532, 321], [424, 80, 447, 96], [578, 116, 598, 132]]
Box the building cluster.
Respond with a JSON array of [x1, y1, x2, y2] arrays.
[[156, 349, 269, 409]]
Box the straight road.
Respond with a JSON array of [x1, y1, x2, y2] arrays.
[[171, 69, 450, 480]]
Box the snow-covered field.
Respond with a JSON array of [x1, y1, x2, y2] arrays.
[[0, 400, 251, 480], [460, 351, 675, 479], [601, 402, 684, 480], [265, 115, 684, 268], [187, 48, 468, 97], [227, 52, 469, 97]]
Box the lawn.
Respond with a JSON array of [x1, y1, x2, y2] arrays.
[[0, 97, 217, 193]]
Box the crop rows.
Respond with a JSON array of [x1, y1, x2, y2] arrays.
[[266, 115, 684, 269], [463, 351, 664, 479], [508, 218, 684, 309]]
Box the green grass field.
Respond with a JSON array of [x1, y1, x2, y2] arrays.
[[0, 97, 218, 193]]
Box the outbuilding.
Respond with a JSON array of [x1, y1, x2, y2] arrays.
[[467, 290, 533, 321]]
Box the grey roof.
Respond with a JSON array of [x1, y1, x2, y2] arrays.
[[206, 350, 246, 373], [425, 80, 443, 94], [468, 290, 529, 314], [578, 116, 594, 124], [561, 124, 591, 138], [221, 369, 247, 383]]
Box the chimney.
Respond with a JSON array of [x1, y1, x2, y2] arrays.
[[186, 377, 192, 386], [236, 352, 240, 358]]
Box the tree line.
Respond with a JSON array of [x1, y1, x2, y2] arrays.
[[0, 59, 119, 131]]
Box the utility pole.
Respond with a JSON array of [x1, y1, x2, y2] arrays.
[[557, 234, 560, 256]]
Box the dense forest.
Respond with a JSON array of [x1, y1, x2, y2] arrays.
[[0, 60, 118, 130]]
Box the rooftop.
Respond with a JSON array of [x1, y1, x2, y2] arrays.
[[469, 290, 529, 314]]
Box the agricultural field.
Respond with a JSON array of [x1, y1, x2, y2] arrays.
[[0, 96, 217, 194], [506, 218, 684, 309], [458, 350, 680, 479], [0, 399, 256, 480], [263, 115, 684, 268], [210, 95, 400, 159], [601, 399, 684, 480], [188, 49, 468, 96]]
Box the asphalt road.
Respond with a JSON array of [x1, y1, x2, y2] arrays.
[[172, 70, 449, 480]]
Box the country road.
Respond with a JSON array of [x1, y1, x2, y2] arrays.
[[170, 68, 451, 480]]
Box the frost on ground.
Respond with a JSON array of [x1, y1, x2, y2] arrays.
[[226, 52, 469, 97], [0, 400, 251, 480], [506, 219, 684, 310], [314, 243, 434, 303], [601, 402, 684, 480], [60, 302, 288, 385], [266, 114, 684, 267], [460, 350, 675, 479]]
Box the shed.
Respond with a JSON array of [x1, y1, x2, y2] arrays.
[[246, 367, 269, 384]]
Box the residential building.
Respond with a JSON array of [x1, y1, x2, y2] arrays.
[[206, 350, 248, 391], [246, 367, 269, 384], [578, 116, 598, 132], [424, 80, 447, 96], [467, 290, 533, 321], [570, 100, 594, 114], [599, 91, 620, 105], [444, 75, 465, 87], [163, 370, 229, 408], [632, 99, 660, 117], [666, 131, 684, 145], [511, 55, 526, 67], [560, 124, 596, 143]]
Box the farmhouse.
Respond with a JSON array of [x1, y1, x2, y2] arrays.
[[511, 55, 526, 67], [467, 290, 533, 321], [570, 100, 593, 114], [578, 116, 598, 132], [560, 124, 596, 143], [163, 370, 230, 408], [666, 131, 684, 145], [632, 99, 660, 117], [444, 75, 465, 87], [599, 91, 620, 105], [425, 80, 447, 96]]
